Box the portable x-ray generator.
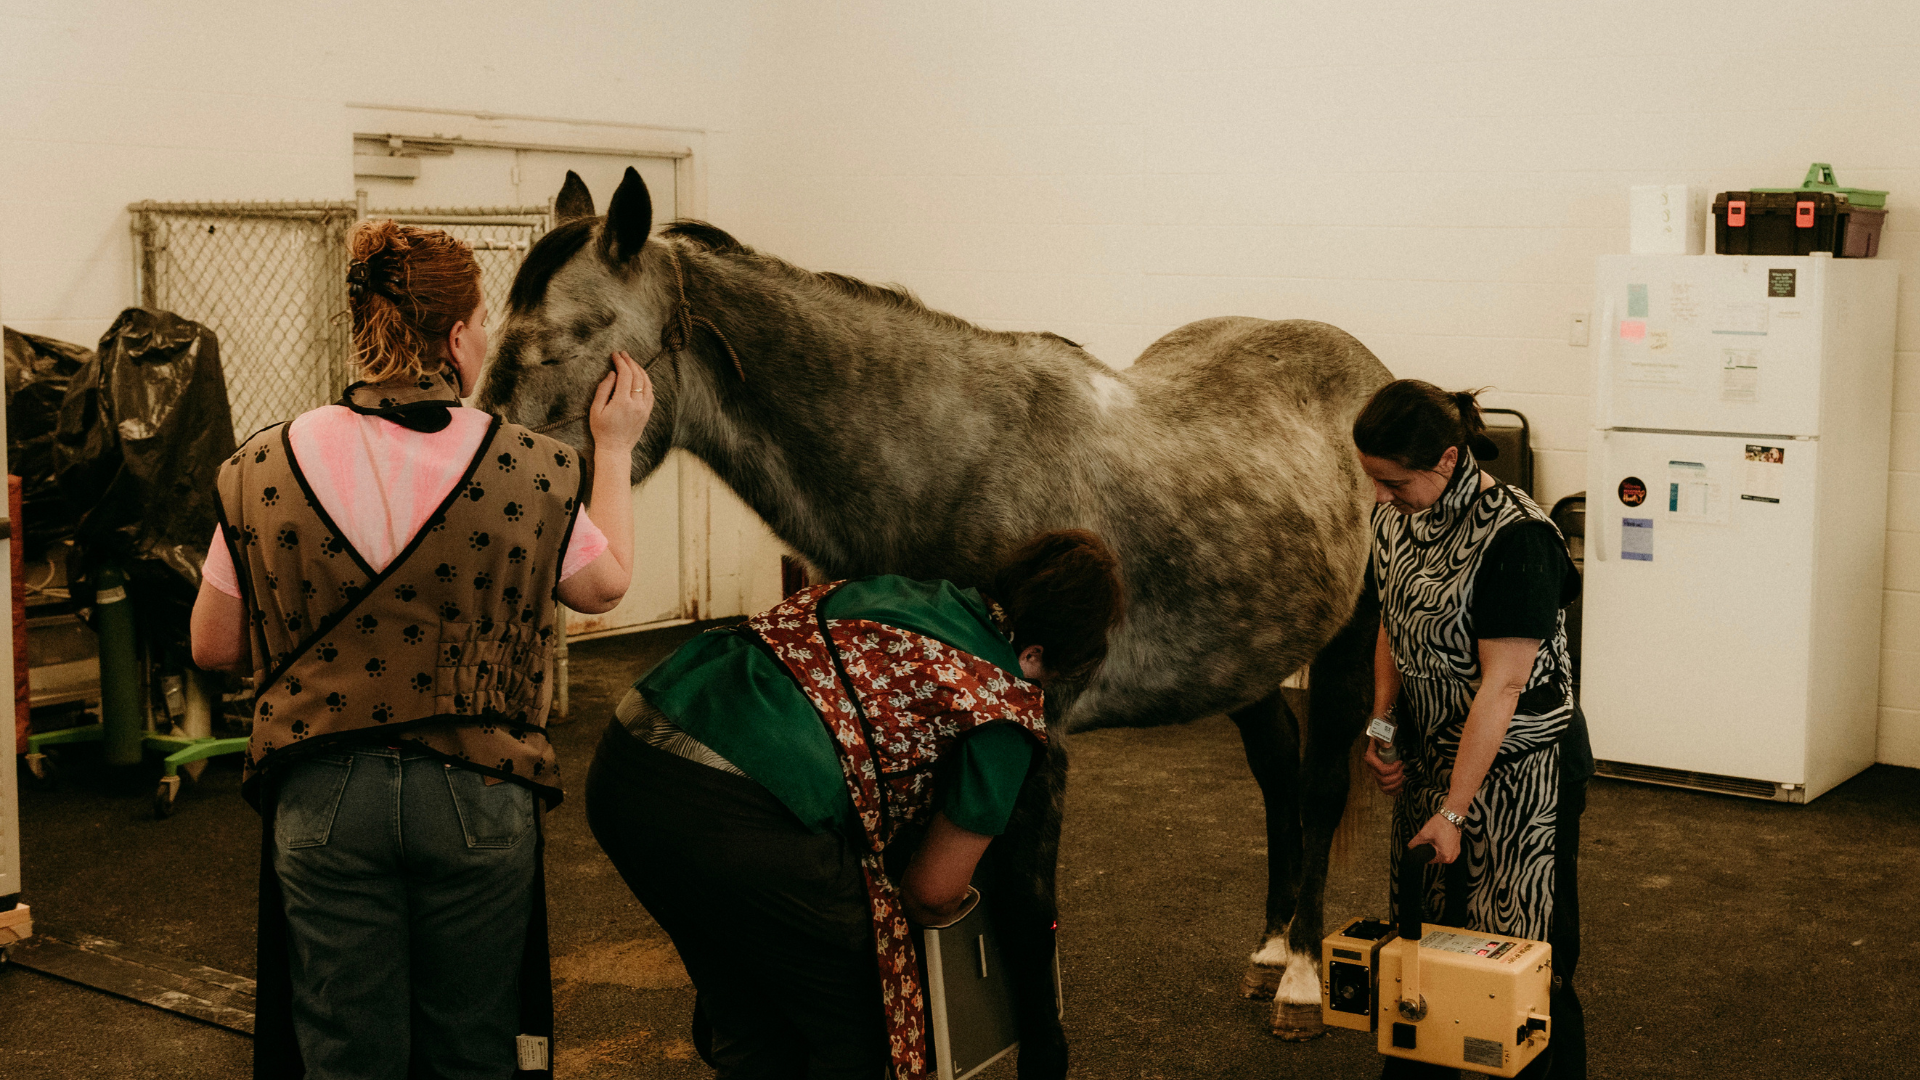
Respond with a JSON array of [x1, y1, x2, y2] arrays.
[[1322, 845, 1552, 1077]]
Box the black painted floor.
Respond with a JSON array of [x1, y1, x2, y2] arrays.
[[3, 624, 1915, 1078]]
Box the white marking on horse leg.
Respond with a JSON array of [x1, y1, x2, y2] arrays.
[[1276, 944, 1322, 1006], [1248, 935, 1291, 968]]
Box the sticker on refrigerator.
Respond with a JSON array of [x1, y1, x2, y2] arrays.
[[1720, 347, 1760, 403], [1713, 301, 1769, 336], [1669, 282, 1700, 324], [1626, 353, 1684, 386], [1621, 517, 1654, 561], [1666, 459, 1729, 523], [1768, 269, 1796, 298], [1627, 283, 1649, 318], [1618, 477, 1647, 507], [1742, 444, 1785, 504]]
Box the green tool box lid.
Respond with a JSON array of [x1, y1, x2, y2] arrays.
[[1753, 163, 1887, 208]]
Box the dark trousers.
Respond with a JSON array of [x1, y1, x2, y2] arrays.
[[583, 720, 887, 1080], [272, 748, 538, 1080], [1385, 775, 1587, 1080]]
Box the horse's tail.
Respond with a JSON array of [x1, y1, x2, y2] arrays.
[[1310, 578, 1383, 873], [1331, 730, 1389, 870]]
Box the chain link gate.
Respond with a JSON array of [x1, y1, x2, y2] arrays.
[[129, 199, 551, 441], [131, 201, 356, 441]]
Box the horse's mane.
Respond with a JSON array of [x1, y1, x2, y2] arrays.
[[662, 221, 1033, 345], [510, 216, 1066, 349]]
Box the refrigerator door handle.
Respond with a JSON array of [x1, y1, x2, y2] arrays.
[[1593, 297, 1616, 431], [1591, 431, 1609, 561]]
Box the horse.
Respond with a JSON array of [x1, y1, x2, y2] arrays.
[[476, 167, 1392, 1077]]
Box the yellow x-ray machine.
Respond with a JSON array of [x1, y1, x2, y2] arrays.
[[1322, 844, 1552, 1076]]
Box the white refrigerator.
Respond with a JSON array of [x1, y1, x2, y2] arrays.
[[1583, 253, 1898, 803]]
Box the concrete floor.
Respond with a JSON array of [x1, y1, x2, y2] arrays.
[[3, 623, 1916, 1078]]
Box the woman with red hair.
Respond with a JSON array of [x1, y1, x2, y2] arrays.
[[192, 219, 655, 1078]]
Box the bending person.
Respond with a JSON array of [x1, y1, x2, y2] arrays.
[[585, 530, 1125, 1080], [190, 219, 653, 1079], [1354, 379, 1590, 1080]]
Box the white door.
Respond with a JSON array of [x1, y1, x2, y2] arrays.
[[354, 141, 690, 632], [1581, 428, 1819, 783], [1593, 255, 1826, 437]]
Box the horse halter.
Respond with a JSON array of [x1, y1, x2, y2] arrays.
[[530, 242, 745, 434]]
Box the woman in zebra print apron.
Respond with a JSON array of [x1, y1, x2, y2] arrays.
[[1354, 380, 1591, 1080]]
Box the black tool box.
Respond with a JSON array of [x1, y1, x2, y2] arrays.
[[1713, 191, 1842, 256]]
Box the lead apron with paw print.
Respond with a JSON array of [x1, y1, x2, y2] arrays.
[[747, 583, 1047, 1080], [216, 377, 583, 1079]]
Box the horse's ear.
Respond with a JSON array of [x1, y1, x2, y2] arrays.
[[554, 171, 594, 223], [600, 166, 653, 267]]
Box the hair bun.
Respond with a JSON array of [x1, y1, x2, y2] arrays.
[[344, 218, 481, 384], [1469, 432, 1500, 461], [990, 528, 1125, 682]]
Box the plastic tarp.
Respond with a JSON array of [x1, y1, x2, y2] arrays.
[[53, 309, 237, 647], [3, 327, 92, 560]]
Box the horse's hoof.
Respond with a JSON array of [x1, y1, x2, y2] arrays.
[[1269, 1001, 1326, 1041], [1239, 963, 1283, 1001]]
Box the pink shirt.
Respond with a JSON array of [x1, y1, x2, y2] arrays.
[[202, 405, 606, 598]]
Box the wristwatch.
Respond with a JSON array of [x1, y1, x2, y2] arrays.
[[1437, 807, 1467, 829]]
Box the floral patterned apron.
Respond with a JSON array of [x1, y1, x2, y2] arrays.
[[747, 583, 1047, 1079]]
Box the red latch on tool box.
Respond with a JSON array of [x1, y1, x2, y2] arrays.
[[1796, 200, 1815, 228], [1728, 201, 1746, 227]]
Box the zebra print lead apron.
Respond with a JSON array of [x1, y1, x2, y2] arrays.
[[1372, 448, 1574, 942]]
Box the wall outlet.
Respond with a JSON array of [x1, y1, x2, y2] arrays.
[[1568, 312, 1590, 347]]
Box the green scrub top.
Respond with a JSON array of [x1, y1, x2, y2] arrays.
[[637, 576, 1041, 836]]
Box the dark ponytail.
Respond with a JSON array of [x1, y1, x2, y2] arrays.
[[1353, 379, 1498, 471], [989, 529, 1125, 682]]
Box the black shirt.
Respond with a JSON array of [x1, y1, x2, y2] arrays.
[[1469, 520, 1579, 641]]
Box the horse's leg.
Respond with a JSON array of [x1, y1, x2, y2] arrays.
[[1229, 690, 1305, 1008], [982, 735, 1070, 1080], [1267, 591, 1380, 1039]]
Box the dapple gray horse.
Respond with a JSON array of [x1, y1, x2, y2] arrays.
[[477, 168, 1391, 1077]]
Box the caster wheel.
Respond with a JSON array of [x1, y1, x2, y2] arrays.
[[154, 775, 180, 819], [24, 753, 54, 785]]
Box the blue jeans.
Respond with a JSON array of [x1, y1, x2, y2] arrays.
[[273, 747, 538, 1080]]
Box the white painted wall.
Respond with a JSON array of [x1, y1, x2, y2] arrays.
[[719, 0, 1920, 766]]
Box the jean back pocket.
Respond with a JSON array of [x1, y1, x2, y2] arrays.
[[274, 754, 355, 849], [442, 766, 535, 849]]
